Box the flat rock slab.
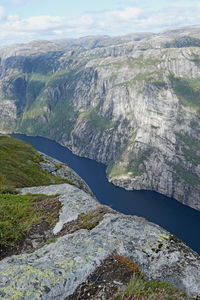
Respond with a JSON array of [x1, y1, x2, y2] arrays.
[[19, 184, 99, 234]]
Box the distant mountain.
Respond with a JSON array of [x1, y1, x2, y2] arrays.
[[0, 25, 199, 210]]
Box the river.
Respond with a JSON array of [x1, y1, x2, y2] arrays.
[[11, 133, 200, 254]]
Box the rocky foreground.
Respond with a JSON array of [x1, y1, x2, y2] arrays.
[[0, 153, 199, 299]]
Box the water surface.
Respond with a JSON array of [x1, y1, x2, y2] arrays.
[[11, 133, 200, 254]]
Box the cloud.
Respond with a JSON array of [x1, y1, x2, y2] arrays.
[[0, 5, 5, 21], [105, 7, 141, 21], [0, 3, 200, 45]]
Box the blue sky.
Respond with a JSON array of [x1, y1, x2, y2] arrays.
[[0, 0, 200, 45]]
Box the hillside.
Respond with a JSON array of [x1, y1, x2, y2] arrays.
[[0, 25, 199, 211], [0, 136, 68, 191]]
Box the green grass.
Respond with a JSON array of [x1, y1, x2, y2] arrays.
[[112, 256, 192, 299], [120, 274, 190, 299], [0, 136, 67, 189], [0, 193, 61, 252]]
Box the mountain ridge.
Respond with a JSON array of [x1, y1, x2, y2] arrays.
[[0, 25, 199, 210]]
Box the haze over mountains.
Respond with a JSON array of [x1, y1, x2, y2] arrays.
[[0, 25, 199, 210]]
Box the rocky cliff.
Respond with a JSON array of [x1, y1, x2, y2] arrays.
[[0, 25, 199, 210], [1, 183, 200, 299]]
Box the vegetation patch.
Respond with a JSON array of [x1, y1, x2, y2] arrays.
[[126, 150, 149, 177], [65, 255, 192, 300], [113, 72, 166, 91], [0, 136, 67, 190], [54, 163, 67, 170], [108, 164, 127, 178], [79, 106, 118, 132], [172, 164, 199, 188], [59, 206, 114, 236], [65, 254, 137, 300], [102, 57, 163, 70], [119, 274, 191, 300], [19, 96, 78, 141], [152, 80, 167, 89], [0, 193, 61, 260], [176, 132, 200, 166], [109, 147, 153, 179], [169, 74, 200, 111]]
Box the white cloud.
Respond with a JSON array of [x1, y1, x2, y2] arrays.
[[0, 3, 200, 45]]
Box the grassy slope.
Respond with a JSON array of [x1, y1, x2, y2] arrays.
[[0, 136, 67, 190], [0, 136, 67, 257]]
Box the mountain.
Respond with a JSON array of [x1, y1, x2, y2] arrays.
[[0, 25, 199, 210], [0, 136, 199, 299]]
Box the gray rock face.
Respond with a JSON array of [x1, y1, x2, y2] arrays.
[[0, 25, 199, 210], [38, 152, 94, 197], [0, 183, 200, 299]]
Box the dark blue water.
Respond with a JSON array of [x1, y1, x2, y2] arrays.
[[11, 133, 200, 254]]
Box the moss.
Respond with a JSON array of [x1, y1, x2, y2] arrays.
[[111, 254, 141, 274], [0, 136, 67, 189], [59, 206, 112, 236], [55, 163, 67, 170], [0, 193, 61, 255]]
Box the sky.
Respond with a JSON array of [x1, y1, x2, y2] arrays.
[[0, 0, 200, 45]]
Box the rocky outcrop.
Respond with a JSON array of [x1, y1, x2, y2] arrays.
[[38, 152, 94, 197], [20, 184, 98, 234], [0, 25, 199, 210], [0, 183, 200, 299]]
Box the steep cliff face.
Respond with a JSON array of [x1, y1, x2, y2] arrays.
[[0, 26, 199, 210]]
